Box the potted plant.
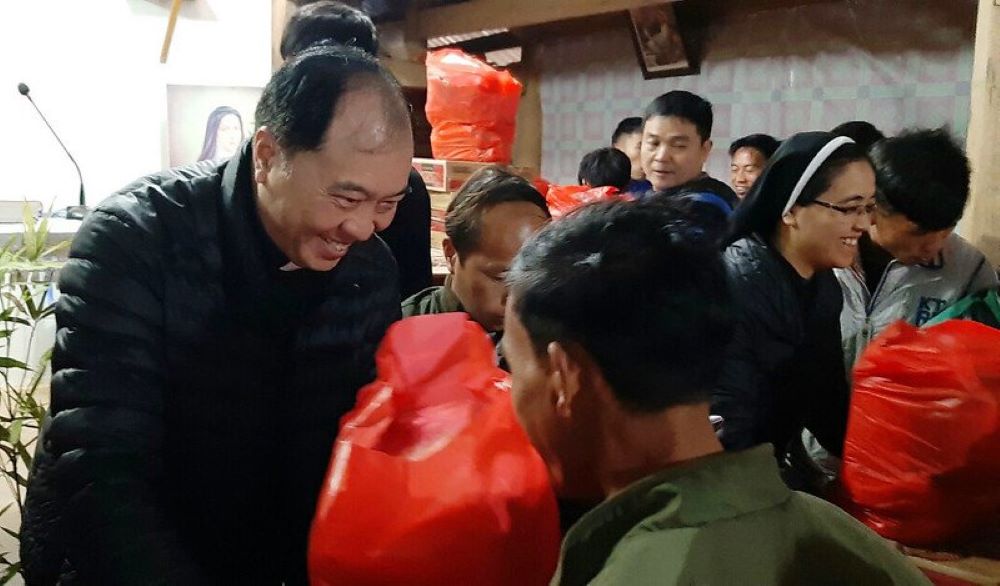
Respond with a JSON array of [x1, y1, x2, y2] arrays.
[[0, 207, 67, 583]]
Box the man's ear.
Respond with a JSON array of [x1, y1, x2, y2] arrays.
[[252, 127, 279, 185], [700, 138, 713, 165], [782, 209, 798, 228], [547, 341, 585, 419], [442, 238, 458, 275]]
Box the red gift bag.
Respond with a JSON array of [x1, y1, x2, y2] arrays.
[[425, 49, 522, 163], [841, 320, 1000, 545], [309, 313, 560, 586], [545, 184, 630, 218]]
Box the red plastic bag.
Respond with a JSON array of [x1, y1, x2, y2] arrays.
[[532, 177, 552, 198], [841, 320, 1000, 545], [545, 184, 630, 218], [425, 49, 522, 163], [309, 313, 560, 586]]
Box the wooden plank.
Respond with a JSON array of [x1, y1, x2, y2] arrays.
[[271, 0, 293, 70], [962, 0, 1000, 268], [385, 0, 675, 41], [384, 57, 427, 88], [510, 47, 542, 172], [159, 0, 184, 64]]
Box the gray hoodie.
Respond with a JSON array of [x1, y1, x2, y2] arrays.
[[836, 232, 997, 375]]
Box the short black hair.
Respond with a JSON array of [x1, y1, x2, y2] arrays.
[[729, 134, 780, 159], [831, 121, 886, 152], [869, 128, 970, 231], [577, 147, 631, 190], [445, 166, 550, 258], [611, 117, 643, 145], [508, 200, 734, 413], [255, 45, 408, 155], [644, 90, 713, 142], [280, 1, 378, 59]]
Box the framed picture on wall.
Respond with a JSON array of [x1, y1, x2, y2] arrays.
[[627, 4, 698, 79], [165, 85, 262, 167]]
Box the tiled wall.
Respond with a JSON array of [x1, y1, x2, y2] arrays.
[[538, 0, 977, 184]]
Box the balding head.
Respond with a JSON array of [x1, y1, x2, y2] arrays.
[[255, 44, 411, 157]]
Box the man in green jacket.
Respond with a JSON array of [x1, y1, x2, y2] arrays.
[[402, 166, 549, 337], [502, 199, 929, 585]]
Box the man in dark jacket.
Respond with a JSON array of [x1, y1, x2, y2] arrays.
[[280, 0, 432, 298], [639, 90, 738, 208], [21, 46, 413, 585]]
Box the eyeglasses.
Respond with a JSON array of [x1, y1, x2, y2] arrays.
[[811, 200, 876, 217]]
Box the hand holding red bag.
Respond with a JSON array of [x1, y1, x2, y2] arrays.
[[309, 313, 560, 586], [841, 320, 1000, 545]]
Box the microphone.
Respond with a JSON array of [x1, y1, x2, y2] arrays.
[[18, 82, 87, 218]]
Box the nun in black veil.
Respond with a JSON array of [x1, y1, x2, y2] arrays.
[[712, 131, 877, 487]]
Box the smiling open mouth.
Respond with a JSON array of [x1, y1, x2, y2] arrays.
[[322, 236, 349, 254]]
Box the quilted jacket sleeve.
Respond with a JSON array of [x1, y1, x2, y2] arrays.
[[42, 206, 208, 584], [712, 291, 771, 451], [712, 243, 776, 451]]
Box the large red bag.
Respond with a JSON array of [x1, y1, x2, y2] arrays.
[[545, 184, 630, 218], [308, 313, 560, 586], [841, 320, 1000, 545], [425, 49, 522, 163]]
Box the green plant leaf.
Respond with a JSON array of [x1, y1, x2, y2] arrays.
[[1, 294, 25, 316], [21, 205, 37, 259], [12, 471, 28, 488], [7, 422, 20, 447], [0, 561, 20, 585], [15, 443, 32, 470], [0, 358, 28, 371], [40, 241, 69, 259]]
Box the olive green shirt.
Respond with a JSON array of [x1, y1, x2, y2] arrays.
[[553, 446, 930, 586], [401, 277, 464, 318]]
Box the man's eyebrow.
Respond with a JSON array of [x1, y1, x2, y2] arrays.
[[328, 181, 408, 199]]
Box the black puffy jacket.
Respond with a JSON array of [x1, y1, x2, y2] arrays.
[[712, 236, 850, 460], [21, 145, 400, 585]]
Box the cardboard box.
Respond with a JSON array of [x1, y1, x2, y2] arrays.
[[411, 158, 492, 192]]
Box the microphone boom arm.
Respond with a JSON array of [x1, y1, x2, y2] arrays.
[[20, 86, 86, 207]]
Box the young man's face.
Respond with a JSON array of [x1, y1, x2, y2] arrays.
[[870, 210, 952, 265], [640, 115, 711, 192], [613, 131, 644, 180], [445, 202, 549, 333], [253, 88, 413, 271], [729, 146, 767, 199]]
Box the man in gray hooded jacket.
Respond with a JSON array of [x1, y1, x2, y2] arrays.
[[837, 128, 997, 372]]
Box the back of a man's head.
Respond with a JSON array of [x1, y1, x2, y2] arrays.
[[831, 120, 885, 152], [611, 117, 643, 146], [255, 44, 409, 155], [578, 147, 632, 190], [644, 91, 713, 142], [280, 0, 378, 60], [869, 127, 970, 231], [508, 200, 733, 413], [445, 166, 550, 259]]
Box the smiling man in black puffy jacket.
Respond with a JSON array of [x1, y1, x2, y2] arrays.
[[21, 46, 413, 585]]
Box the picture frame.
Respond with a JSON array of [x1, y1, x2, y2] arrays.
[[165, 84, 262, 167], [626, 4, 699, 79]]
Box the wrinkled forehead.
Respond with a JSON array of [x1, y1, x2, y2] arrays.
[[475, 204, 549, 260]]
